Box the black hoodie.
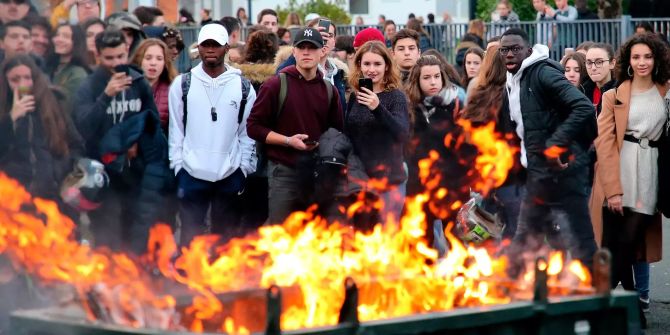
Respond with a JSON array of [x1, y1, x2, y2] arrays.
[[73, 66, 157, 159]]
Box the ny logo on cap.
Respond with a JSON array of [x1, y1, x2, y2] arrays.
[[304, 30, 313, 37]]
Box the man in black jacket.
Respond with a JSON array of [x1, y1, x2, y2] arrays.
[[73, 28, 167, 253], [500, 28, 597, 270]]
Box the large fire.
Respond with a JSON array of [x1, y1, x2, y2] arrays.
[[0, 122, 591, 333]]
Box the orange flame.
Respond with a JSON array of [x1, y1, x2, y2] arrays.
[[543, 145, 567, 159], [0, 121, 592, 333]]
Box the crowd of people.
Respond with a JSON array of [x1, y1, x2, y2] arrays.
[[0, 0, 669, 331]]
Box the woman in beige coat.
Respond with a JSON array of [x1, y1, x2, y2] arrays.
[[590, 33, 670, 299]]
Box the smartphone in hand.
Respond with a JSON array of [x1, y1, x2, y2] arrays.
[[318, 19, 331, 32], [358, 78, 373, 92], [113, 64, 130, 75], [303, 139, 318, 146]]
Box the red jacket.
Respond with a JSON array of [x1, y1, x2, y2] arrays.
[[247, 66, 343, 167]]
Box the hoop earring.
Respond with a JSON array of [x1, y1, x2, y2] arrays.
[[627, 66, 633, 77]]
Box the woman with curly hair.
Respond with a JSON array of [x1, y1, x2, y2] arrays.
[[590, 33, 670, 313], [243, 29, 279, 64]]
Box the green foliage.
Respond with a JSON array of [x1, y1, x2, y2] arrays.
[[276, 0, 351, 26], [476, 0, 539, 21], [476, 0, 601, 22]]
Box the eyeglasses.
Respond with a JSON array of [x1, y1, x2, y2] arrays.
[[499, 46, 524, 55], [585, 59, 610, 68]]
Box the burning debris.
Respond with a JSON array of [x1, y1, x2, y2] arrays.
[[0, 121, 594, 334]]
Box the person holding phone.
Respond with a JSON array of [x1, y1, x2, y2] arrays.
[[0, 55, 83, 205], [276, 16, 348, 114], [73, 28, 167, 254], [346, 40, 410, 223], [247, 27, 342, 224]]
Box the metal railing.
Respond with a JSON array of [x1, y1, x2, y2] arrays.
[[175, 16, 670, 71]]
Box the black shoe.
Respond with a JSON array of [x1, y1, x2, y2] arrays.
[[640, 297, 650, 313]]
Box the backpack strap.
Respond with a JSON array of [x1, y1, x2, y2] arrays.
[[238, 77, 251, 124], [277, 72, 288, 120], [181, 72, 192, 130], [276, 73, 333, 121], [324, 78, 333, 107]]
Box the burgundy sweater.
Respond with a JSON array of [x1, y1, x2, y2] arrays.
[[247, 66, 343, 167]]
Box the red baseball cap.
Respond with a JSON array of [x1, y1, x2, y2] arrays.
[[353, 27, 385, 48]]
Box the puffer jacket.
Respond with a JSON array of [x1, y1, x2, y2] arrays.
[[518, 59, 596, 193], [98, 109, 171, 193], [316, 128, 368, 198]]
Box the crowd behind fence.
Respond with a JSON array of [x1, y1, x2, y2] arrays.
[[175, 16, 670, 72]]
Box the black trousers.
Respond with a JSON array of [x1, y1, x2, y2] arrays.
[[601, 207, 651, 290], [508, 177, 598, 273]]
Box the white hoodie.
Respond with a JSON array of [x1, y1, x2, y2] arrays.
[[505, 44, 549, 168], [168, 63, 257, 182]]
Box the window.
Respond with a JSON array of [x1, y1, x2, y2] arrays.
[[350, 0, 369, 14]]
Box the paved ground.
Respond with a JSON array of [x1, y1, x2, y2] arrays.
[[643, 218, 670, 335]]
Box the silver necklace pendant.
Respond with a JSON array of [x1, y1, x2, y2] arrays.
[[211, 107, 217, 122]]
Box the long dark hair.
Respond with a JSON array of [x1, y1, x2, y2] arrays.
[[404, 55, 451, 125], [615, 32, 670, 84], [560, 52, 588, 87], [0, 55, 69, 156], [463, 46, 507, 123], [46, 24, 91, 76], [461, 47, 484, 87]]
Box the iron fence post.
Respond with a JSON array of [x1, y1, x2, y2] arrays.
[[621, 15, 633, 44]]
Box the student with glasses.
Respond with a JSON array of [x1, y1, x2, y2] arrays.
[[73, 28, 168, 254], [500, 28, 598, 272], [0, 0, 35, 25], [50, 0, 100, 27], [583, 43, 617, 116]]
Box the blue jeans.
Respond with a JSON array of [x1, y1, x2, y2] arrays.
[[378, 181, 407, 224], [634, 261, 650, 300]]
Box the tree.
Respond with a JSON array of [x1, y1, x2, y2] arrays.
[[276, 0, 351, 26]]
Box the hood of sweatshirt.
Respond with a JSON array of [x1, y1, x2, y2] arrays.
[[279, 64, 325, 83], [191, 62, 243, 92], [505, 44, 549, 168]]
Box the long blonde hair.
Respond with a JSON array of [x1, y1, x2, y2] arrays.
[[348, 41, 401, 92]]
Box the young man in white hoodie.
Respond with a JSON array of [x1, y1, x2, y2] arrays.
[[500, 28, 597, 271], [168, 22, 257, 245]]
